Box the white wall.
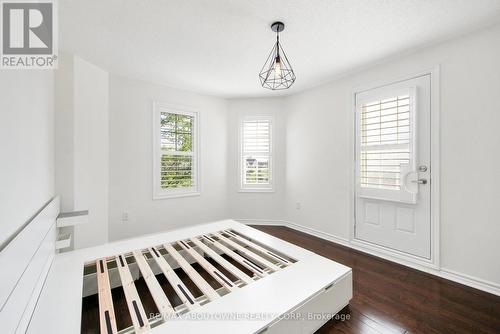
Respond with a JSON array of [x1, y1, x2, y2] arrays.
[[73, 57, 110, 248], [51, 22, 500, 291], [55, 54, 74, 212], [284, 23, 500, 286], [108, 75, 228, 240], [55, 54, 109, 249], [0, 71, 54, 247], [227, 98, 286, 221]]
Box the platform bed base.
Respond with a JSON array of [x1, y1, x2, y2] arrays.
[[24, 220, 352, 334], [83, 229, 297, 333], [262, 272, 352, 334]]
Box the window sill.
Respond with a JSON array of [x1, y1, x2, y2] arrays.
[[153, 192, 200, 200]]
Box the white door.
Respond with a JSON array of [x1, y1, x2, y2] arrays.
[[354, 75, 431, 258]]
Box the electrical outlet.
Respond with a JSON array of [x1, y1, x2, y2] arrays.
[[296, 202, 301, 210], [121, 212, 129, 222]]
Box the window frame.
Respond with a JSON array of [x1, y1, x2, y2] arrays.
[[152, 102, 200, 200], [355, 85, 417, 204], [238, 115, 274, 193]]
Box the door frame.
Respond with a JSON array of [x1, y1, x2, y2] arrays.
[[349, 66, 441, 269]]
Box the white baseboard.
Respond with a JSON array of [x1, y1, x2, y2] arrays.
[[236, 218, 500, 297], [439, 268, 500, 297], [234, 219, 289, 226], [285, 221, 351, 247]]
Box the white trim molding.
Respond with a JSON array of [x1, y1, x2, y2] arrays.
[[234, 219, 289, 226], [286, 221, 351, 248], [439, 268, 500, 297], [237, 219, 500, 297]]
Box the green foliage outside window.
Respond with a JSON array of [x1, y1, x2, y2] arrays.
[[160, 112, 194, 189], [244, 157, 269, 184]]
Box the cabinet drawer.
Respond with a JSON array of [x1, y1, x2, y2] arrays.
[[264, 271, 352, 334]]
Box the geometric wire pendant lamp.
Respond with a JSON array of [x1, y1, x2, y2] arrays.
[[259, 21, 296, 90]]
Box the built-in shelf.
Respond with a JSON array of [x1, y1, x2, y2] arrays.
[[55, 233, 71, 250], [56, 210, 89, 227]]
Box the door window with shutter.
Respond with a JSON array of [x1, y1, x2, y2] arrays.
[[356, 87, 417, 203], [153, 103, 199, 199], [240, 116, 273, 191]]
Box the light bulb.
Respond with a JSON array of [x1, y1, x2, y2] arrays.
[[273, 57, 282, 79]]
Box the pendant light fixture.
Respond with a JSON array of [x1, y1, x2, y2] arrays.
[[259, 21, 296, 90]]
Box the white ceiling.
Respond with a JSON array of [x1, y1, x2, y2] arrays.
[[59, 0, 500, 98]]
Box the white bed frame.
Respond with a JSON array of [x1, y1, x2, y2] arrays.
[[0, 197, 352, 334]]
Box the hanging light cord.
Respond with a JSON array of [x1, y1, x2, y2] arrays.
[[276, 30, 280, 58]]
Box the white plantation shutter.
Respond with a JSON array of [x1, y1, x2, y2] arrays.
[[357, 88, 416, 203], [240, 117, 273, 191], [153, 104, 199, 199]]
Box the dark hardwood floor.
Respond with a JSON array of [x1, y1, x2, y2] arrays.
[[252, 225, 500, 334], [82, 226, 500, 333]]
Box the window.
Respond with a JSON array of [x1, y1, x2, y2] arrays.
[[153, 103, 199, 199], [240, 116, 273, 191], [356, 87, 416, 203]]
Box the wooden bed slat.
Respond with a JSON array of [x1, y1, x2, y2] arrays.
[[213, 232, 281, 272], [201, 235, 268, 278], [79, 227, 303, 334], [115, 255, 151, 333], [224, 230, 291, 266], [148, 247, 199, 311], [176, 241, 238, 292], [189, 237, 254, 284], [132, 251, 175, 319], [96, 258, 118, 334], [163, 244, 220, 301]]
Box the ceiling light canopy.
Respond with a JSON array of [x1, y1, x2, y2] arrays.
[[259, 21, 296, 90]]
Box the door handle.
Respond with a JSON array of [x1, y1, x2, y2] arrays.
[[411, 178, 427, 185]]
